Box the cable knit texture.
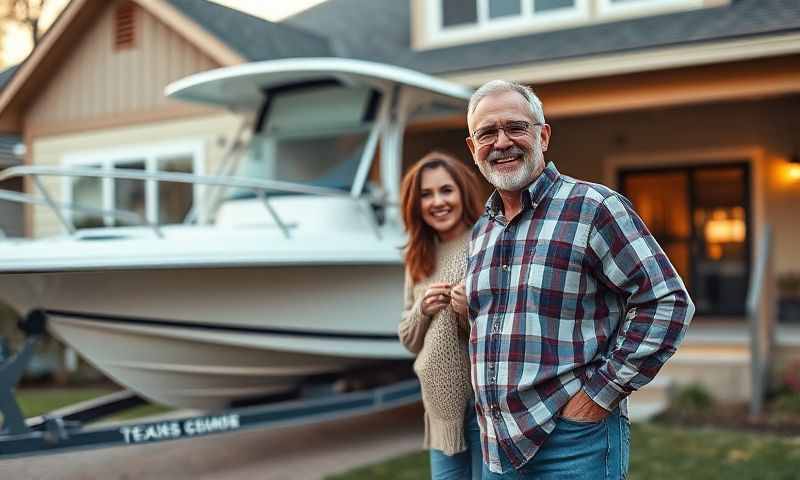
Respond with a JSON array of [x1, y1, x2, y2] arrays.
[[398, 230, 472, 456]]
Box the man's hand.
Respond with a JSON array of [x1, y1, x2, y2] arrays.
[[450, 283, 468, 316], [560, 390, 609, 423], [421, 283, 451, 317]]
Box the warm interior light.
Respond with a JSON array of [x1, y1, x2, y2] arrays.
[[789, 164, 800, 181], [704, 208, 746, 244]]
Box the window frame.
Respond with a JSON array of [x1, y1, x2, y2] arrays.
[[426, 0, 590, 49], [61, 140, 206, 228], [596, 0, 704, 21]]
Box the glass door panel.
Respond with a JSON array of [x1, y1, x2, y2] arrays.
[[622, 171, 691, 288], [621, 163, 750, 316], [691, 167, 749, 315]]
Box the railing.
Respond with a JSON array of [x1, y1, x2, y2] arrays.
[[746, 224, 776, 418], [0, 189, 164, 238], [0, 165, 385, 240]]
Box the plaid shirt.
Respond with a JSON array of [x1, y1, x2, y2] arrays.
[[467, 162, 694, 473]]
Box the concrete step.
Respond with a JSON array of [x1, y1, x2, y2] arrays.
[[628, 376, 671, 422]]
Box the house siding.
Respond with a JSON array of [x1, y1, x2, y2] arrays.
[[30, 114, 242, 238], [25, 1, 220, 133]]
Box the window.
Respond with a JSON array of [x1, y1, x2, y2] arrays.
[[421, 0, 713, 49], [228, 84, 377, 199], [490, 0, 521, 19], [427, 0, 588, 48], [443, 0, 478, 26], [620, 163, 751, 316], [62, 141, 204, 229]]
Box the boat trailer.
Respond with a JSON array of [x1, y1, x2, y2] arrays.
[[0, 312, 421, 459]]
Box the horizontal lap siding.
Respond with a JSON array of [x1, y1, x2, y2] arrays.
[[23, 1, 240, 238], [26, 1, 219, 131]]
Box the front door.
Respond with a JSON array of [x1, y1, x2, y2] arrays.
[[619, 163, 751, 316]]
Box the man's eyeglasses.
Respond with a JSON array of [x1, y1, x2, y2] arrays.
[[470, 121, 543, 146]]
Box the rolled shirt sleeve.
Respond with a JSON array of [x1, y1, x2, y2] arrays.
[[584, 194, 695, 411]]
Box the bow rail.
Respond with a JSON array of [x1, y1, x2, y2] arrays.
[[0, 165, 384, 239]]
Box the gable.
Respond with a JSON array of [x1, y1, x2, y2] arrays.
[[24, 1, 223, 137]]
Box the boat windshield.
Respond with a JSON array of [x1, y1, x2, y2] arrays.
[[228, 84, 378, 198]]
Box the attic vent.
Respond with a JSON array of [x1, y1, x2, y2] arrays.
[[114, 1, 137, 51]]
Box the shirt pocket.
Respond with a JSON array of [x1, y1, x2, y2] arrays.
[[525, 241, 585, 320]]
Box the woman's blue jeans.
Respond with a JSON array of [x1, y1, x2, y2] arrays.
[[429, 403, 483, 480], [481, 408, 630, 479]]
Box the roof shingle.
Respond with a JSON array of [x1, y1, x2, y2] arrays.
[[166, 0, 333, 61]]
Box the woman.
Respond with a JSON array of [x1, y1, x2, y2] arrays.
[[398, 151, 485, 480]]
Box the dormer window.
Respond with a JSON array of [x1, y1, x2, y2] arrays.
[[441, 0, 477, 27], [440, 0, 582, 28], [426, 0, 589, 49], [419, 0, 716, 50]]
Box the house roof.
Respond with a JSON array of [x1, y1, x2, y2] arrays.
[[286, 0, 800, 75], [165, 0, 333, 61], [0, 134, 22, 167], [0, 65, 19, 91]]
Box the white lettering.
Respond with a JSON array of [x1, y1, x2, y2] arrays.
[[119, 422, 182, 444], [183, 414, 241, 436]]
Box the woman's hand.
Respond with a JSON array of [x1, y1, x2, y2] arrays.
[[450, 283, 468, 316], [421, 282, 451, 317]]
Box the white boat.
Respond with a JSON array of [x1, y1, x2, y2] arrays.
[[0, 58, 472, 410]]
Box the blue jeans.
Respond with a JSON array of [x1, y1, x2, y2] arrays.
[[482, 408, 630, 479], [429, 403, 483, 480]]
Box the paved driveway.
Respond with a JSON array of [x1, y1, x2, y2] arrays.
[[0, 403, 425, 480]]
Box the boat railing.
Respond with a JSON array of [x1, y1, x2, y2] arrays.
[[0, 188, 164, 238], [0, 165, 386, 239]]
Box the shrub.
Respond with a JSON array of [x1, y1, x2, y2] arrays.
[[672, 383, 714, 413]]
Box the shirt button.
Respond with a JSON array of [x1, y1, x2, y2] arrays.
[[501, 264, 510, 272], [492, 406, 501, 419]]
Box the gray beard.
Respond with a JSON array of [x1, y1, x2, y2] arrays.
[[478, 143, 545, 192]]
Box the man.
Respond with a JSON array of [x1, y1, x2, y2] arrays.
[[464, 80, 694, 479]]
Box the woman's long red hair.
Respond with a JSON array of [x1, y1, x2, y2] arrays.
[[400, 151, 485, 282]]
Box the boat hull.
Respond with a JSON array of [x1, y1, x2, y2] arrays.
[[0, 264, 411, 409]]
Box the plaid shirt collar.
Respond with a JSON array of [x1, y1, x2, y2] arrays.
[[485, 161, 561, 220]]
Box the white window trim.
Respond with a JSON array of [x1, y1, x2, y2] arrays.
[[61, 139, 206, 228], [597, 0, 705, 21], [426, 0, 590, 50]]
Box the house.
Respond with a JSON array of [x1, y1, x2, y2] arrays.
[[0, 0, 798, 407], [0, 66, 24, 238]]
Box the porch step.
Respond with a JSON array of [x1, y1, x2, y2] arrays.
[[628, 376, 671, 422]]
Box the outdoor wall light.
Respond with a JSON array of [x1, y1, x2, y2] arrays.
[[789, 154, 800, 181]]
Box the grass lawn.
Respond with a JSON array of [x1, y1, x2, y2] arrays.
[[14, 387, 118, 418], [13, 387, 172, 421], [327, 423, 800, 480]]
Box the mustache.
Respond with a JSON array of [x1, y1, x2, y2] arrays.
[[486, 146, 527, 163]]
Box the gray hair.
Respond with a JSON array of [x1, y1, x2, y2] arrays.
[[467, 80, 545, 128]]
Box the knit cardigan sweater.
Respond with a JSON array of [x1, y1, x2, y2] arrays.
[[398, 231, 472, 456]]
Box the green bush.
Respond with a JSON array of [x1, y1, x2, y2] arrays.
[[671, 383, 714, 414], [771, 391, 800, 416]]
